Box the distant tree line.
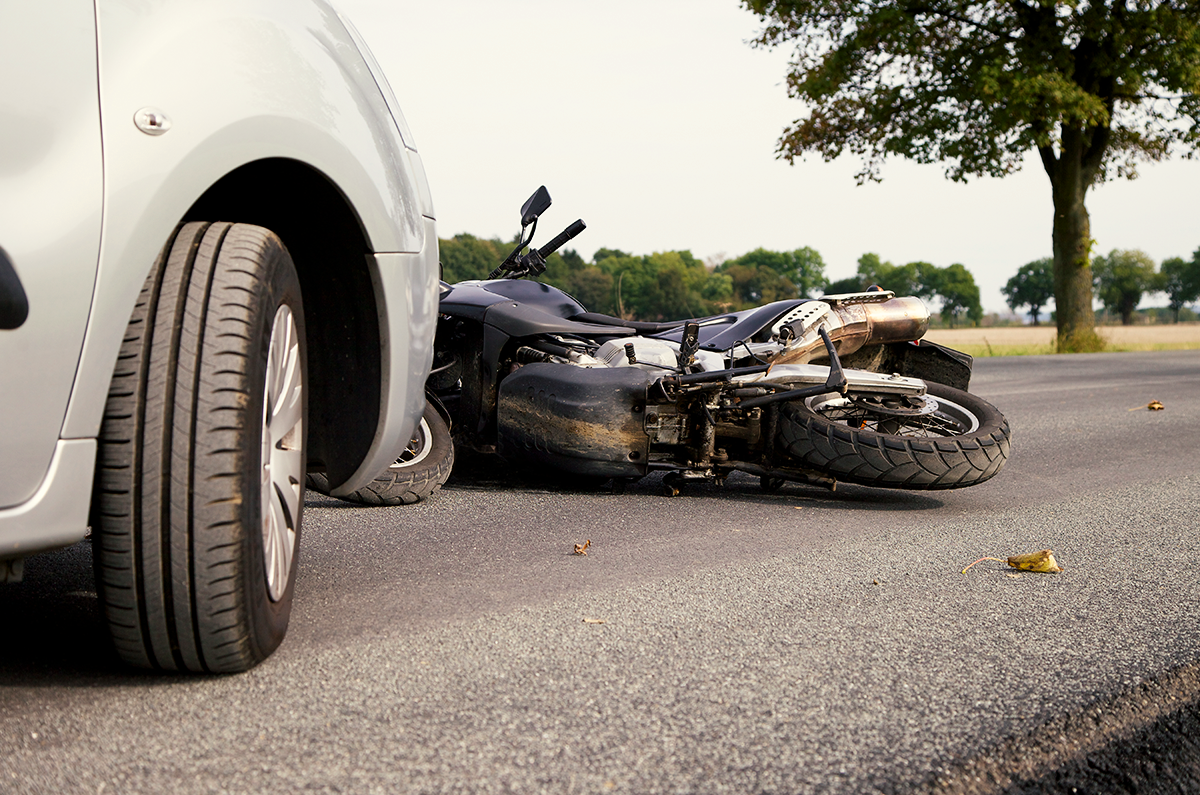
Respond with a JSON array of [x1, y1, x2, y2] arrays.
[[438, 234, 985, 326], [1005, 247, 1200, 325]]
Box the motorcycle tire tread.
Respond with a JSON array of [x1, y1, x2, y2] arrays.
[[305, 402, 454, 506], [778, 383, 1010, 490]]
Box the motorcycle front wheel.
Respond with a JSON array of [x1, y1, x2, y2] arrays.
[[306, 399, 453, 505], [778, 381, 1010, 490]]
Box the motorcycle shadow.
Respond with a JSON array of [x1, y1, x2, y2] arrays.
[[443, 451, 946, 513]]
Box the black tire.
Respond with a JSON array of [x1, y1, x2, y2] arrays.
[[93, 222, 306, 673], [305, 399, 453, 505], [778, 381, 1010, 490]]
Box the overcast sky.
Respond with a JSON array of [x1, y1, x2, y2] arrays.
[[337, 0, 1199, 313]]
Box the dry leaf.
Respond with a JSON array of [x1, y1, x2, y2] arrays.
[[962, 550, 1064, 574], [1129, 400, 1165, 412], [1007, 549, 1063, 573], [582, 617, 606, 624], [573, 539, 591, 556]]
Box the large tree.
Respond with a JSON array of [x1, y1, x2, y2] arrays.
[[743, 0, 1200, 351]]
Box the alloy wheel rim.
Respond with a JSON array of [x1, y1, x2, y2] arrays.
[[261, 304, 303, 602]]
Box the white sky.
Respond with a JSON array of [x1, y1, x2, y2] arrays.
[[337, 0, 1200, 313]]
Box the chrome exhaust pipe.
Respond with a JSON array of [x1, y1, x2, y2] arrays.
[[770, 296, 930, 365]]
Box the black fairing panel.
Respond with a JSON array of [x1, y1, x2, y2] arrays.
[[438, 283, 511, 322], [483, 301, 634, 338], [441, 279, 632, 337], [497, 363, 650, 477], [476, 279, 587, 318]]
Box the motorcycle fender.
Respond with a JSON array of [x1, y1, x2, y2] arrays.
[[838, 340, 973, 392], [496, 363, 650, 478], [901, 340, 973, 391]]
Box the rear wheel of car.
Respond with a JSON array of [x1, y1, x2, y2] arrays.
[[93, 222, 306, 673]]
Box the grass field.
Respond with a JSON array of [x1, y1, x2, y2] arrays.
[[922, 323, 1200, 357]]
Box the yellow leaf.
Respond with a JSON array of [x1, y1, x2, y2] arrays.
[[1006, 549, 1063, 573]]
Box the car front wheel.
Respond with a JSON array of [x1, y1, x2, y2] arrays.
[[94, 222, 306, 673]]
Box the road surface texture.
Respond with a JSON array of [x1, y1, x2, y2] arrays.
[[3, 350, 1198, 794]]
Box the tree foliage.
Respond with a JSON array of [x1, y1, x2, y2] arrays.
[[1004, 257, 1056, 325], [852, 254, 982, 325], [742, 0, 1200, 350], [713, 247, 830, 309], [1092, 248, 1159, 325], [438, 233, 506, 283], [932, 263, 985, 327], [856, 254, 934, 299], [717, 260, 800, 307], [439, 235, 984, 325], [1161, 249, 1200, 322], [823, 275, 866, 295]]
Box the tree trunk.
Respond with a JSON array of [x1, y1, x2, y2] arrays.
[[1051, 187, 1098, 344], [1120, 299, 1135, 326], [1042, 130, 1105, 352]]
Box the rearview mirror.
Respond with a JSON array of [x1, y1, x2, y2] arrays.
[[520, 186, 552, 227]]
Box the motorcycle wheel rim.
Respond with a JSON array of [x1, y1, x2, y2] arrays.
[[390, 417, 433, 469], [804, 391, 981, 436]]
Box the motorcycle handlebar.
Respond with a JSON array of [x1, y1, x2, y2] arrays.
[[538, 219, 586, 259]]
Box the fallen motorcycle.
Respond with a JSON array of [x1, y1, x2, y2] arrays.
[[318, 186, 1010, 502]]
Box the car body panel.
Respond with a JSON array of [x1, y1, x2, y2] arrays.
[[64, 0, 428, 440], [0, 0, 104, 508]]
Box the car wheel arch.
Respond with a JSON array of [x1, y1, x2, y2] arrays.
[[182, 157, 384, 490]]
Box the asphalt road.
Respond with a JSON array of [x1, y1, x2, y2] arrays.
[[3, 350, 1199, 794]]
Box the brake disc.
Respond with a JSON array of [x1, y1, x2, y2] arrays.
[[848, 393, 938, 417]]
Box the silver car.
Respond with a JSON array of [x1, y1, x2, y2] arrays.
[[0, 0, 440, 672]]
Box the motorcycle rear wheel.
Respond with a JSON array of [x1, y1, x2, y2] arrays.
[[306, 399, 453, 505], [778, 382, 1010, 490]]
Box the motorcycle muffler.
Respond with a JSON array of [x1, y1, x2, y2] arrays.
[[770, 294, 930, 365]]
